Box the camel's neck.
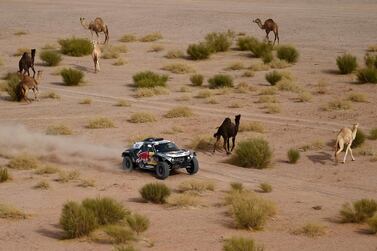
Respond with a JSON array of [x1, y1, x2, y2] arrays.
[[351, 127, 358, 140], [256, 22, 264, 30]]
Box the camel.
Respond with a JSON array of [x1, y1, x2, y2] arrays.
[[18, 49, 36, 77], [213, 114, 241, 154], [334, 123, 359, 164], [17, 70, 42, 103], [91, 40, 101, 73], [253, 18, 279, 45], [80, 17, 109, 44]]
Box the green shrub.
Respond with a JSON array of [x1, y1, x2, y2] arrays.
[[265, 71, 282, 85], [126, 213, 150, 234], [82, 197, 128, 225], [223, 236, 262, 251], [104, 225, 135, 244], [140, 182, 171, 204], [205, 32, 232, 53], [250, 42, 273, 58], [208, 74, 233, 89], [133, 71, 168, 88], [367, 214, 377, 234], [287, 148, 300, 164], [5, 73, 20, 101], [60, 68, 84, 86], [59, 201, 97, 238], [259, 183, 272, 193], [365, 53, 377, 68], [277, 45, 299, 63], [189, 135, 215, 151], [8, 154, 39, 170], [187, 43, 211, 60], [59, 37, 92, 57], [237, 36, 259, 51], [340, 199, 377, 223], [40, 50, 62, 66], [352, 130, 365, 148], [0, 167, 10, 183], [357, 67, 377, 83], [336, 53, 357, 74], [231, 138, 272, 169], [190, 74, 204, 86], [369, 128, 377, 140], [262, 51, 273, 64]]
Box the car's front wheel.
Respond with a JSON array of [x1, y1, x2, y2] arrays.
[[122, 156, 133, 172], [155, 161, 170, 180], [186, 157, 199, 175]]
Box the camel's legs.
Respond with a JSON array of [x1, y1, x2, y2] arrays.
[[33, 88, 39, 101], [31, 66, 36, 78], [223, 137, 228, 153], [226, 138, 231, 154], [273, 32, 277, 46], [265, 30, 270, 43], [335, 141, 344, 163], [213, 135, 221, 153], [343, 144, 351, 163], [349, 146, 355, 161], [231, 137, 236, 152]]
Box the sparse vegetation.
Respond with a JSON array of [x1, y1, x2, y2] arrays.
[[208, 74, 233, 89], [34, 165, 59, 175], [276, 78, 300, 93], [82, 197, 128, 225], [8, 154, 39, 170], [369, 128, 377, 140], [347, 92, 367, 102], [140, 182, 171, 204], [230, 182, 244, 192], [365, 53, 377, 68], [357, 67, 377, 83], [59, 37, 92, 57], [226, 62, 244, 71], [352, 130, 366, 148], [190, 74, 204, 86], [195, 89, 212, 98], [119, 34, 137, 43], [205, 31, 233, 52], [242, 70, 255, 78], [60, 68, 84, 86], [164, 106, 193, 118], [239, 122, 265, 133], [56, 170, 80, 183], [5, 72, 20, 101], [165, 49, 184, 59], [293, 223, 327, 237], [189, 135, 215, 151], [288, 148, 300, 164], [259, 183, 272, 193], [133, 71, 168, 88], [148, 45, 164, 52], [250, 62, 270, 71], [139, 32, 163, 42], [86, 117, 115, 129], [223, 236, 262, 251], [264, 103, 281, 114], [113, 58, 126, 66], [135, 86, 169, 98], [236, 82, 256, 93], [270, 58, 290, 69], [46, 124, 73, 135], [237, 36, 259, 51], [367, 214, 377, 234], [323, 99, 351, 111], [102, 45, 128, 59], [129, 112, 156, 123], [249, 40, 273, 58], [187, 42, 212, 60], [231, 138, 272, 169], [167, 193, 200, 208], [126, 213, 150, 235], [79, 98, 92, 104], [34, 180, 50, 190], [258, 87, 277, 96], [0, 167, 10, 183], [277, 45, 299, 63], [340, 199, 377, 223], [104, 225, 135, 244], [162, 63, 194, 74], [336, 53, 357, 74], [265, 71, 283, 85], [256, 95, 278, 104], [115, 99, 131, 107], [40, 50, 62, 66], [178, 179, 214, 193], [13, 47, 29, 57], [296, 91, 312, 102], [0, 203, 27, 219]]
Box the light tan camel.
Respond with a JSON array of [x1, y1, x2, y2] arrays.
[[80, 17, 109, 44], [17, 71, 42, 103], [334, 123, 359, 163], [253, 18, 279, 45], [91, 40, 101, 73]]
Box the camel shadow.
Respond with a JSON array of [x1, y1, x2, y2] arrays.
[[321, 69, 340, 75], [307, 151, 333, 165], [71, 64, 91, 73], [36, 224, 64, 240]]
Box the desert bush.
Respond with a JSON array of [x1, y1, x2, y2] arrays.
[[133, 71, 168, 88], [79, 98, 92, 104], [357, 67, 377, 83], [205, 32, 232, 52], [340, 199, 377, 223], [190, 74, 204, 86], [78, 179, 96, 188], [237, 36, 259, 51], [262, 51, 273, 64], [35, 165, 59, 175], [119, 34, 137, 43], [40, 50, 62, 66], [86, 117, 115, 129], [226, 62, 244, 71], [59, 37, 92, 56], [249, 41, 273, 59], [336, 53, 357, 74], [367, 214, 377, 234], [230, 182, 244, 192], [277, 45, 299, 63], [167, 193, 200, 208], [276, 79, 300, 93], [34, 180, 50, 190], [115, 99, 131, 107], [365, 53, 377, 68], [323, 99, 351, 111], [0, 203, 27, 219], [369, 128, 377, 140], [258, 87, 277, 96], [256, 95, 277, 104], [288, 148, 300, 164], [104, 225, 135, 244], [187, 42, 212, 60], [60, 68, 84, 86], [46, 124, 72, 135], [14, 31, 28, 36], [102, 45, 128, 59], [239, 122, 265, 133], [250, 62, 270, 71], [129, 112, 156, 123], [56, 170, 80, 183], [82, 197, 128, 225], [296, 91, 312, 102], [195, 89, 212, 99], [265, 71, 282, 85], [223, 236, 262, 251], [189, 135, 215, 151], [13, 47, 29, 57], [259, 183, 272, 193], [270, 58, 290, 69], [5, 73, 20, 101], [8, 154, 39, 170], [235, 82, 256, 93], [126, 213, 150, 234], [178, 179, 214, 193], [162, 63, 194, 74], [242, 70, 255, 78], [140, 182, 171, 204], [293, 223, 326, 237], [231, 138, 272, 169], [135, 86, 169, 98], [139, 32, 163, 42], [164, 106, 193, 118], [113, 58, 126, 66], [352, 129, 365, 148], [0, 167, 10, 183], [347, 92, 367, 103], [208, 74, 233, 89], [165, 49, 184, 59]]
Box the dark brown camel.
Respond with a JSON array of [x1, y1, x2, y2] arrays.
[[213, 114, 241, 154], [18, 49, 36, 77], [253, 18, 279, 45]]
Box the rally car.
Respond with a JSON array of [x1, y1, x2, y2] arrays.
[[121, 138, 199, 179]]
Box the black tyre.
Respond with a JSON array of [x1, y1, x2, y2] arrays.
[[122, 156, 133, 172], [155, 161, 170, 180], [186, 157, 199, 175]]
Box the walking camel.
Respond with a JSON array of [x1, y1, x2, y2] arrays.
[[17, 71, 43, 103], [18, 49, 36, 77], [334, 123, 359, 164], [213, 114, 241, 154], [91, 40, 101, 73], [253, 18, 279, 45], [80, 17, 109, 44]]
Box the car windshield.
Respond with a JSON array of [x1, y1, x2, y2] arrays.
[[154, 142, 179, 153]]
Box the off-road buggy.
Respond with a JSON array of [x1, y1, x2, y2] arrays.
[[121, 138, 199, 179]]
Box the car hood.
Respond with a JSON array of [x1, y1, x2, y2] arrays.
[[158, 150, 191, 158]]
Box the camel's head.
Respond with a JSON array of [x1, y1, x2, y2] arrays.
[[235, 114, 241, 124], [80, 17, 86, 22], [353, 123, 359, 130], [253, 18, 261, 24]]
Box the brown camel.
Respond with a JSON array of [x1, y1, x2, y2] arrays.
[[80, 17, 109, 44], [213, 114, 241, 154], [17, 70, 42, 103], [334, 123, 359, 164], [253, 18, 279, 45]]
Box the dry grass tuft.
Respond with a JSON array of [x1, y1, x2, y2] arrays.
[[56, 170, 80, 183], [103, 225, 135, 244], [113, 58, 126, 66], [340, 199, 377, 223], [139, 32, 163, 42], [242, 70, 255, 78], [148, 45, 164, 52], [126, 213, 150, 235], [276, 78, 301, 93], [34, 180, 50, 190], [206, 97, 218, 104], [226, 62, 245, 71], [78, 179, 96, 188], [165, 49, 184, 59], [34, 165, 59, 175], [135, 86, 170, 98], [258, 87, 277, 96], [195, 89, 212, 99], [223, 236, 262, 251], [256, 95, 277, 104], [296, 91, 312, 102], [42, 91, 61, 99], [316, 80, 328, 94], [46, 124, 73, 135], [176, 94, 191, 101], [14, 31, 28, 36], [0, 167, 10, 183], [79, 98, 92, 104], [322, 99, 351, 111], [293, 223, 327, 237], [0, 203, 28, 219], [264, 103, 281, 113], [367, 44, 377, 52], [250, 62, 270, 72], [102, 45, 128, 59], [189, 135, 216, 151], [129, 112, 156, 123], [347, 92, 368, 103], [140, 182, 171, 204], [8, 154, 40, 170], [239, 121, 265, 133], [119, 34, 137, 43], [167, 193, 200, 208], [86, 117, 115, 129], [235, 82, 256, 93], [164, 106, 193, 118], [259, 183, 272, 193], [178, 179, 215, 193], [115, 99, 131, 107], [270, 58, 291, 69], [162, 63, 194, 74], [13, 47, 29, 57]]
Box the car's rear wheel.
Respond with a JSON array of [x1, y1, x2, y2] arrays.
[[186, 157, 199, 175], [122, 156, 133, 172], [155, 161, 170, 180]]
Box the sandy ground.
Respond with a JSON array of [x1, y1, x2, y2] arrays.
[[1, 0, 377, 250]]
